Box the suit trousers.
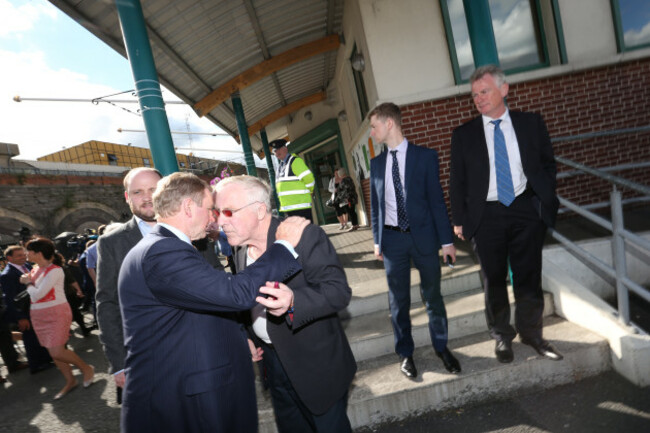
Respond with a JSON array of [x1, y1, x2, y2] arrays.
[[0, 318, 19, 369], [261, 341, 351, 433], [472, 192, 547, 343], [382, 229, 448, 356], [21, 326, 52, 372]]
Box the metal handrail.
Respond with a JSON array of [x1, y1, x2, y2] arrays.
[[551, 155, 650, 326]]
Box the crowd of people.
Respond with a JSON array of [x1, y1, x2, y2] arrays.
[[0, 64, 562, 433]]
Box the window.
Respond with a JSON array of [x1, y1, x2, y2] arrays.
[[107, 154, 118, 166], [143, 158, 151, 167], [440, 0, 551, 82], [350, 44, 369, 120], [612, 0, 650, 52]]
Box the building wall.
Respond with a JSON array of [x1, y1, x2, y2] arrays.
[[359, 0, 455, 101], [559, 0, 618, 63]]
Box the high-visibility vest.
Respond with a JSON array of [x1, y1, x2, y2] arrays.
[[276, 154, 315, 212]]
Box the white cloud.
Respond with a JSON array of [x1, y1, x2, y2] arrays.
[[0, 0, 265, 168], [624, 20, 650, 47], [0, 0, 56, 38], [0, 47, 263, 166]]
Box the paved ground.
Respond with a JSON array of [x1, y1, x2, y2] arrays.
[[1, 216, 648, 432], [355, 370, 650, 433]]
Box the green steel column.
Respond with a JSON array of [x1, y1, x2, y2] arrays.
[[463, 0, 500, 67], [231, 92, 257, 176], [115, 0, 178, 175], [260, 129, 280, 209]]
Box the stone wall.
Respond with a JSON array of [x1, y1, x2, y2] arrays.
[[0, 174, 129, 244]]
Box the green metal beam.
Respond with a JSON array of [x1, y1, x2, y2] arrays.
[[231, 93, 257, 176], [114, 0, 178, 175], [260, 129, 280, 209], [463, 0, 499, 67]]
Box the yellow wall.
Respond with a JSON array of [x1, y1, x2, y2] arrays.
[[38, 140, 214, 170]]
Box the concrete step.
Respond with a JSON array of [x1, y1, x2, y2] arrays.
[[344, 263, 483, 318], [344, 288, 554, 362], [256, 317, 610, 432]]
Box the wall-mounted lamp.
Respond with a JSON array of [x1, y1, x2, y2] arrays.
[[338, 110, 347, 122], [304, 110, 313, 121], [351, 52, 365, 72]]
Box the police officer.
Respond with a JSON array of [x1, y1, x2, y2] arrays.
[[270, 139, 315, 222]]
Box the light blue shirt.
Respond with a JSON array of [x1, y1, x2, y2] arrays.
[[135, 216, 155, 238], [85, 243, 98, 269], [157, 222, 192, 245], [481, 109, 527, 201]]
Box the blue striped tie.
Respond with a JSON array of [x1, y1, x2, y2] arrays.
[[390, 150, 409, 231], [492, 120, 515, 206]]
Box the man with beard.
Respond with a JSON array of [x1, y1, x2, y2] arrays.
[[95, 167, 162, 400]]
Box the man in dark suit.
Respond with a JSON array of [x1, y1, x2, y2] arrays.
[[1, 246, 51, 374], [215, 175, 356, 433], [95, 167, 161, 397], [369, 102, 460, 378], [449, 64, 562, 364], [118, 172, 307, 433]]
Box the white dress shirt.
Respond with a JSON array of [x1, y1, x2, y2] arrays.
[[383, 138, 409, 227]]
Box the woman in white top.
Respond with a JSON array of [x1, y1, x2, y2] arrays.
[[20, 237, 94, 400]]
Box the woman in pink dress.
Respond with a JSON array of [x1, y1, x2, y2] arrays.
[[20, 237, 94, 400]]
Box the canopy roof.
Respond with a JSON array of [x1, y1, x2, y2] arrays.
[[51, 0, 344, 152]]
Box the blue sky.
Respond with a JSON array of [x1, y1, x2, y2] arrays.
[[0, 0, 262, 167]]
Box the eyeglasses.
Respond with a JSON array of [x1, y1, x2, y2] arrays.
[[212, 201, 261, 218]]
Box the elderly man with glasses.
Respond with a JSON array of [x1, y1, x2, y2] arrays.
[[215, 175, 356, 433], [117, 172, 308, 433]]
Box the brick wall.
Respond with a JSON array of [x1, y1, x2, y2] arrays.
[[399, 58, 650, 211]]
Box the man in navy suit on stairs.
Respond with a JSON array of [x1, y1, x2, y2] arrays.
[[369, 102, 460, 379]]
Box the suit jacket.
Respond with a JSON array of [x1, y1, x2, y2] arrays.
[[370, 142, 454, 255], [95, 216, 142, 373], [449, 111, 559, 239], [234, 219, 356, 415], [118, 225, 301, 433], [0, 263, 32, 323]]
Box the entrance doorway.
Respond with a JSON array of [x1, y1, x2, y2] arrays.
[[304, 138, 343, 225]]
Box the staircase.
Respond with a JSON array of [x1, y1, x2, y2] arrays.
[[257, 227, 612, 432]]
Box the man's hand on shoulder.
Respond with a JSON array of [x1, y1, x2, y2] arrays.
[[276, 216, 309, 247]]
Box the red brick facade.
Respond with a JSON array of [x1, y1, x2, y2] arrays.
[[398, 58, 650, 211]]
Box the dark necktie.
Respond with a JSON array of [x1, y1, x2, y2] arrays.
[[491, 120, 515, 206], [390, 150, 409, 231]]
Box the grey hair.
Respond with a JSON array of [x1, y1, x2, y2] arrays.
[[470, 64, 507, 87], [214, 175, 272, 213], [337, 167, 347, 176]]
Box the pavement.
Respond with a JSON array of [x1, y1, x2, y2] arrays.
[[1, 220, 649, 432]]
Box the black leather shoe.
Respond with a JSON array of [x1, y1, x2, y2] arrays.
[[399, 356, 417, 378], [521, 338, 563, 361], [435, 348, 461, 374], [495, 340, 514, 363], [8, 361, 29, 373]]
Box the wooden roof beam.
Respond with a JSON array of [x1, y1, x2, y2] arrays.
[[236, 91, 327, 143], [194, 34, 340, 117]]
